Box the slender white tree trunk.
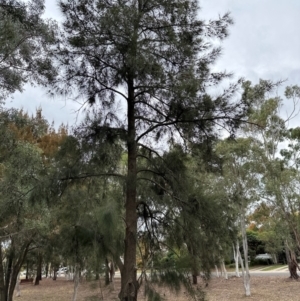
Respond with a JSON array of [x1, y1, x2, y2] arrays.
[[233, 241, 240, 277], [221, 260, 228, 280], [240, 212, 251, 296], [15, 273, 21, 297], [215, 265, 220, 277]]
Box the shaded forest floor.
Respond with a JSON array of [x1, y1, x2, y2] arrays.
[[14, 275, 300, 301]]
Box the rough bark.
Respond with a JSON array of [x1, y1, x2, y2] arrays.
[[53, 268, 57, 281], [105, 258, 110, 286], [192, 274, 197, 285], [119, 80, 138, 301], [26, 261, 29, 280], [34, 253, 42, 285], [109, 261, 115, 290], [109, 261, 115, 283], [6, 241, 31, 301], [187, 245, 199, 285], [285, 243, 299, 279], [5, 253, 13, 300], [7, 269, 19, 301], [72, 265, 80, 301], [45, 262, 49, 278]]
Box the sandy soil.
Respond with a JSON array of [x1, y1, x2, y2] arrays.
[[205, 275, 300, 301], [14, 275, 300, 301]]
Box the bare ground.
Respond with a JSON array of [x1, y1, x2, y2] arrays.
[[14, 275, 300, 301]]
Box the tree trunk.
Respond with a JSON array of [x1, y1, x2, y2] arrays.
[[221, 260, 228, 280], [119, 79, 138, 301], [109, 261, 115, 290], [187, 245, 199, 285], [192, 274, 197, 285], [72, 265, 80, 301], [215, 265, 219, 278], [109, 261, 115, 282], [26, 261, 29, 280], [272, 254, 278, 264], [34, 253, 42, 285], [233, 241, 240, 277], [5, 252, 13, 300], [45, 262, 49, 278], [105, 258, 110, 286], [285, 242, 299, 279], [0, 245, 6, 301], [7, 269, 19, 301], [6, 241, 31, 301], [240, 212, 251, 296], [15, 273, 20, 297], [53, 268, 57, 281]]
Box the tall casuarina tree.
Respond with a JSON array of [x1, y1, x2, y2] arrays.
[[51, 1, 250, 300]]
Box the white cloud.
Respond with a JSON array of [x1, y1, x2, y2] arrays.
[[201, 0, 300, 83]]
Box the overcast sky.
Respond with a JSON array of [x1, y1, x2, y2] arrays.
[[4, 0, 300, 128]]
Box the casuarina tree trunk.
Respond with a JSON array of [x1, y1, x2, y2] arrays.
[[72, 264, 80, 301], [34, 253, 42, 285], [53, 268, 57, 281], [118, 80, 139, 301], [105, 258, 110, 286]]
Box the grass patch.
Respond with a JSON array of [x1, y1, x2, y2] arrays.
[[260, 264, 286, 271]]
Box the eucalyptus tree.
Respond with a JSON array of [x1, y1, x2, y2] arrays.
[[216, 137, 264, 296], [50, 1, 250, 299], [241, 81, 300, 278], [248, 202, 287, 264], [0, 0, 57, 101]]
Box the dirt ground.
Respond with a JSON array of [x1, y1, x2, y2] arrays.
[[206, 276, 300, 301], [14, 275, 300, 301]]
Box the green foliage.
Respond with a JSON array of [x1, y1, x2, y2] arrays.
[[136, 143, 237, 291], [0, 0, 57, 101], [150, 269, 206, 301], [0, 107, 58, 300], [50, 1, 254, 299], [246, 230, 265, 258], [144, 285, 163, 301]]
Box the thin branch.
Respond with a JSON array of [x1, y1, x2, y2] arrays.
[[60, 173, 124, 181]]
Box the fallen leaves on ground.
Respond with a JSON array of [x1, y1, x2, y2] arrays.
[[15, 275, 300, 301]]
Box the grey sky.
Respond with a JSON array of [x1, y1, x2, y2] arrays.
[[4, 0, 300, 127], [201, 0, 300, 84]]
